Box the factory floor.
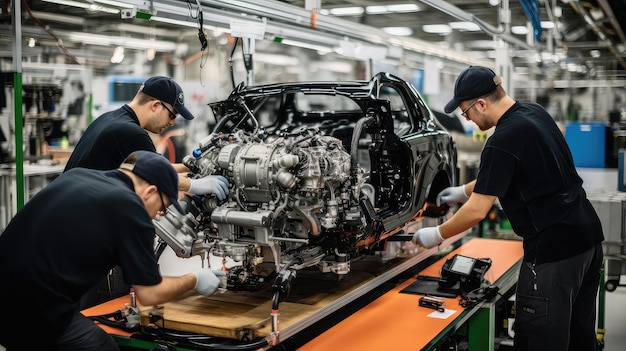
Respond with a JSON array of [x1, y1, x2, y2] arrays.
[[579, 168, 625, 351], [603, 282, 626, 350]]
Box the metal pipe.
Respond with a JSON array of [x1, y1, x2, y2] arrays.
[[570, 0, 626, 70], [417, 0, 536, 51]]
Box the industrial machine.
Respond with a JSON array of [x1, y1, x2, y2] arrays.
[[152, 73, 457, 294]]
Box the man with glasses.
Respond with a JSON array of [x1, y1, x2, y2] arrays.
[[412, 66, 604, 351], [0, 151, 225, 351], [65, 76, 229, 308]]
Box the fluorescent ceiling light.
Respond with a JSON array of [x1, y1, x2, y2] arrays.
[[92, 0, 135, 8], [382, 27, 414, 36], [449, 22, 480, 32], [511, 26, 529, 35], [42, 0, 119, 14], [110, 45, 124, 63], [422, 24, 451, 35], [280, 39, 332, 54], [146, 48, 156, 61], [151, 16, 200, 28], [30, 11, 86, 25], [590, 50, 601, 58], [366, 6, 388, 14], [386, 4, 420, 12], [540, 21, 555, 29], [329, 7, 364, 16], [366, 4, 420, 14], [67, 31, 179, 51]]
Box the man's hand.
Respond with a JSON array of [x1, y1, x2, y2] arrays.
[[436, 185, 469, 207], [188, 175, 229, 200], [193, 269, 227, 296], [412, 226, 443, 249]]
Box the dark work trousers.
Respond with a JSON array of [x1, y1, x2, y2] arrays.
[[514, 243, 603, 351], [56, 311, 120, 351]]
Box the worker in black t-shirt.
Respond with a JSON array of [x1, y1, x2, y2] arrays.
[[65, 76, 228, 308], [412, 66, 604, 351], [0, 151, 224, 351], [65, 76, 228, 199]]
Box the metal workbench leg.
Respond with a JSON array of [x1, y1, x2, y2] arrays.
[[468, 305, 495, 351]]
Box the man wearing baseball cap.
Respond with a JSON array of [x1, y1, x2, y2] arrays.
[[413, 66, 604, 350], [0, 151, 225, 350], [65, 76, 228, 204], [65, 76, 229, 308]]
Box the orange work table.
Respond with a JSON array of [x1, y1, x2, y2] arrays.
[[82, 237, 523, 351], [298, 237, 523, 351]]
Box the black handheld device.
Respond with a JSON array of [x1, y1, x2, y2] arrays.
[[439, 254, 492, 292]]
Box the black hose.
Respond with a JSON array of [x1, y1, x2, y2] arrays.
[[229, 37, 240, 89], [140, 325, 271, 351]]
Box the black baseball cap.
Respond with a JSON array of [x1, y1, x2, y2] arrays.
[[139, 76, 195, 120], [444, 66, 501, 113], [120, 150, 185, 214]]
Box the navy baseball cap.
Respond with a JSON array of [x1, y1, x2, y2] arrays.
[[139, 76, 195, 120], [444, 66, 501, 113], [120, 150, 185, 215]]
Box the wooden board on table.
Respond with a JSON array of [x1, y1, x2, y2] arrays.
[[139, 255, 410, 340]]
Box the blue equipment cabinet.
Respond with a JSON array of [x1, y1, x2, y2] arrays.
[[564, 122, 606, 168]]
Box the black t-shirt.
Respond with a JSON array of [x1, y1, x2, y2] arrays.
[[0, 168, 161, 342], [64, 104, 155, 172], [474, 102, 604, 264]]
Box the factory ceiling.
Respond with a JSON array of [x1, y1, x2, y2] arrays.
[[0, 0, 625, 81]]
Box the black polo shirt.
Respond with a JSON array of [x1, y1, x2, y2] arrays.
[[474, 102, 604, 264], [64, 104, 155, 171], [0, 168, 161, 343]]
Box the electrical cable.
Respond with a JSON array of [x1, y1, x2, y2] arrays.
[[139, 320, 271, 350], [229, 37, 241, 89], [21, 0, 80, 64]]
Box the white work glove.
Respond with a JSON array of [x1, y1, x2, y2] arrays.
[[188, 175, 229, 200], [193, 269, 227, 296], [436, 185, 469, 207], [412, 226, 444, 249]]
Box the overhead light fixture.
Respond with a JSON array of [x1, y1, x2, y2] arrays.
[[67, 31, 178, 51], [92, 0, 135, 8], [589, 8, 604, 21], [328, 7, 364, 16], [280, 39, 332, 54], [422, 24, 452, 35], [590, 50, 601, 58], [151, 16, 198, 28], [42, 0, 119, 14], [382, 27, 414, 36], [146, 47, 156, 61], [449, 22, 481, 32], [511, 26, 529, 35], [30, 11, 86, 25], [111, 45, 125, 63], [489, 0, 501, 6], [366, 4, 420, 14], [540, 21, 555, 29], [28, 37, 36, 47]]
